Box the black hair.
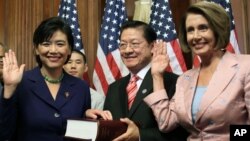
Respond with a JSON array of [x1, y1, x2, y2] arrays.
[[120, 20, 157, 44], [33, 17, 74, 67], [71, 49, 87, 64]]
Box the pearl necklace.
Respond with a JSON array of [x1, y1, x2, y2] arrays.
[[43, 73, 64, 84]]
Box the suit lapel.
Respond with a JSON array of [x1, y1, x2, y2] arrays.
[[53, 73, 75, 109], [196, 52, 238, 122], [129, 71, 153, 117], [30, 68, 56, 108], [183, 69, 199, 123], [30, 68, 74, 110]]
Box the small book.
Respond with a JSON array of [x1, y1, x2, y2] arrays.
[[64, 118, 128, 141]]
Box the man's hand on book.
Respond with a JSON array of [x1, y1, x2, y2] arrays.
[[113, 118, 139, 141], [85, 109, 113, 120]]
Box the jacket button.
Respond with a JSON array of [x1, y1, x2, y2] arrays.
[[54, 112, 60, 118]]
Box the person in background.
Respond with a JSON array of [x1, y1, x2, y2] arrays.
[[86, 20, 188, 141], [144, 1, 250, 140], [0, 17, 91, 141], [64, 49, 105, 110], [0, 42, 8, 96]]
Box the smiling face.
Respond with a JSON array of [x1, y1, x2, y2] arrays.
[[186, 13, 216, 57], [35, 30, 71, 70], [119, 28, 153, 74]]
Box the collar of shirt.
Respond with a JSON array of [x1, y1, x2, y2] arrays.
[[130, 63, 151, 88]]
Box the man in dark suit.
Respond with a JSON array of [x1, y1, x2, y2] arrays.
[[86, 20, 188, 141]]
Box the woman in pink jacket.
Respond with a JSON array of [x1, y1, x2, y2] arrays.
[[144, 1, 250, 141]]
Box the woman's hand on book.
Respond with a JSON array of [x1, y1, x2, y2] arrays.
[[85, 109, 113, 120]]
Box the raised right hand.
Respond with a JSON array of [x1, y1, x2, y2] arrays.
[[3, 50, 25, 99], [151, 40, 169, 91], [151, 40, 169, 76]]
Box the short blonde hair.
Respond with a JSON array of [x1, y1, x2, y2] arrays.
[[179, 1, 230, 53]]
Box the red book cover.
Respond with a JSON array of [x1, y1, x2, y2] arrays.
[[65, 118, 128, 141]]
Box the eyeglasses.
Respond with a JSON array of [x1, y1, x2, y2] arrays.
[[119, 42, 144, 50]]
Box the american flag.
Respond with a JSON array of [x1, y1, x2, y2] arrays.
[[58, 0, 91, 84], [149, 0, 187, 75], [93, 0, 129, 95], [193, 0, 240, 67], [58, 0, 84, 53]]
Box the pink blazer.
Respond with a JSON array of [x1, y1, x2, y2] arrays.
[[144, 52, 250, 141]]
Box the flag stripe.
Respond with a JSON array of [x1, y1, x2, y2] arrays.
[[169, 40, 187, 74], [230, 30, 240, 54], [171, 40, 187, 71], [106, 53, 122, 79], [93, 0, 128, 95], [111, 49, 129, 76], [97, 44, 116, 83], [93, 59, 108, 95]]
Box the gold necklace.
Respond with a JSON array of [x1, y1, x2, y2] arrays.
[[43, 73, 64, 84]]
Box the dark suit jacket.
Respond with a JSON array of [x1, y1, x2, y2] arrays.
[[104, 69, 188, 141], [0, 67, 91, 141]]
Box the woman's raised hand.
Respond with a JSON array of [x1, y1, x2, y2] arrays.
[[3, 50, 25, 98], [151, 40, 169, 76]]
